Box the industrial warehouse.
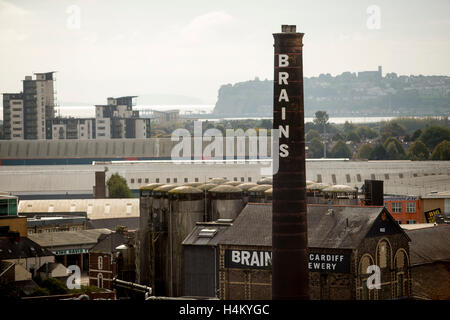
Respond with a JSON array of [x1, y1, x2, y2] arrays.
[[135, 177, 446, 300]]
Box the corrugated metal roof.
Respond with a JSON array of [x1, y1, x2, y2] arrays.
[[18, 199, 139, 220], [218, 203, 398, 249], [406, 225, 450, 266], [28, 228, 111, 247]]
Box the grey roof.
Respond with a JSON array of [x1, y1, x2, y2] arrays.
[[0, 237, 54, 260], [91, 232, 134, 253], [218, 203, 400, 249], [28, 228, 111, 248], [182, 222, 233, 246], [406, 225, 450, 266], [86, 217, 139, 231]]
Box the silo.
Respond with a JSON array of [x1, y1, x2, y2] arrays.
[[223, 181, 243, 186], [208, 185, 244, 221], [257, 177, 273, 185], [209, 177, 229, 185], [248, 184, 272, 203], [137, 183, 163, 285], [150, 183, 177, 296], [264, 187, 273, 202], [196, 183, 218, 222], [237, 182, 258, 206], [167, 186, 205, 297], [183, 182, 204, 188]]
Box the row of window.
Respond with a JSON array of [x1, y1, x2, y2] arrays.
[[316, 172, 408, 184], [27, 226, 81, 235], [129, 177, 253, 184], [386, 202, 417, 213]]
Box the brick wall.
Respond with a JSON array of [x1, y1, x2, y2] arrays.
[[89, 252, 116, 290], [218, 245, 272, 300], [217, 234, 411, 300], [356, 234, 411, 300]]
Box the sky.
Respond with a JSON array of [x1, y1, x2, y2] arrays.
[[1, 0, 449, 105]]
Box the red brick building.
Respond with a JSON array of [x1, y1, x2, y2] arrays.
[[89, 231, 134, 290], [384, 195, 423, 225]]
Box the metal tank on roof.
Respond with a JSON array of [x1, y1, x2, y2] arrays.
[[196, 183, 218, 191], [237, 182, 258, 206], [223, 181, 243, 186], [182, 182, 204, 188], [137, 183, 163, 285], [248, 184, 272, 203], [264, 187, 273, 202], [257, 177, 273, 185], [208, 178, 229, 185], [322, 184, 358, 204], [167, 186, 205, 297], [237, 182, 258, 191], [208, 185, 244, 221], [151, 184, 178, 232], [195, 183, 218, 222], [147, 183, 178, 296]]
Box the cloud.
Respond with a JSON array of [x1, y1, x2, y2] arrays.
[[179, 11, 233, 44], [0, 1, 31, 41], [0, 0, 29, 16]]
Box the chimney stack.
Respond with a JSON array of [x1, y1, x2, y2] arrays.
[[272, 25, 309, 300]]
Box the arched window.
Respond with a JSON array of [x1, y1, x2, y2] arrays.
[[358, 254, 375, 300], [98, 256, 103, 270], [360, 256, 371, 275], [97, 273, 103, 288], [376, 239, 391, 269], [395, 249, 409, 298], [379, 242, 387, 268]]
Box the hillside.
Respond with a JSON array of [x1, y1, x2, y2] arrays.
[[212, 70, 450, 117]]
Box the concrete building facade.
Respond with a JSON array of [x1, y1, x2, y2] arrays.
[[46, 117, 96, 140], [95, 96, 150, 140], [2, 72, 56, 140]]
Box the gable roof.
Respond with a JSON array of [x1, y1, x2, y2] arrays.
[[218, 203, 407, 249], [406, 225, 450, 266], [0, 236, 54, 260], [90, 232, 134, 253]]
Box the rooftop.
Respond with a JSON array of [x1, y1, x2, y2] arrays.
[[422, 190, 450, 199], [218, 203, 407, 249], [182, 221, 233, 246], [90, 231, 133, 253], [28, 228, 111, 248], [18, 199, 139, 220], [406, 225, 450, 266], [0, 236, 54, 260]]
